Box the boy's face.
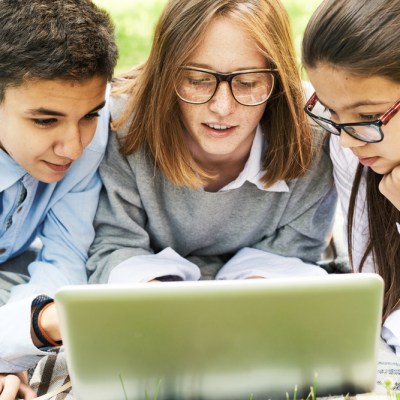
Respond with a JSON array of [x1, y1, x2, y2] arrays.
[[0, 76, 107, 183]]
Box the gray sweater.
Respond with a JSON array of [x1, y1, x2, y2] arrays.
[[87, 107, 336, 283]]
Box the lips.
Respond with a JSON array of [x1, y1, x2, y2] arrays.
[[357, 156, 379, 167], [206, 123, 232, 130], [44, 161, 72, 172], [203, 122, 236, 138]]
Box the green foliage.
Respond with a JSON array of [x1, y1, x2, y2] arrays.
[[93, 0, 322, 73], [93, 0, 166, 72]]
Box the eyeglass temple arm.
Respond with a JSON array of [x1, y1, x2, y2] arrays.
[[381, 100, 400, 124], [305, 92, 318, 110]]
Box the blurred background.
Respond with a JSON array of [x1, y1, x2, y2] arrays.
[[93, 0, 322, 74]]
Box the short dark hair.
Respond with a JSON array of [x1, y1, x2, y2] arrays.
[[0, 0, 118, 101]]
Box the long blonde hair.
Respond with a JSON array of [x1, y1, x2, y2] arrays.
[[114, 0, 312, 188]]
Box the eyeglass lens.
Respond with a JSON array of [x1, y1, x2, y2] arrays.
[[176, 69, 274, 106], [309, 101, 383, 142]]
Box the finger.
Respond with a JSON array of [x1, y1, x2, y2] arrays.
[[0, 375, 20, 400], [18, 383, 37, 400]]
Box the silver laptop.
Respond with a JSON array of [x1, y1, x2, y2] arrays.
[[55, 273, 383, 400]]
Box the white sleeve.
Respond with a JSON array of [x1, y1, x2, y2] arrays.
[[0, 296, 48, 372], [382, 310, 400, 356], [108, 247, 201, 283], [215, 247, 327, 280]]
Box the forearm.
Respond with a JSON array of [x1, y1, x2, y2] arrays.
[[107, 248, 201, 284], [216, 247, 327, 280]]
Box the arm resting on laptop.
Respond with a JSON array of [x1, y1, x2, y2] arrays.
[[216, 247, 327, 280], [108, 247, 201, 284]]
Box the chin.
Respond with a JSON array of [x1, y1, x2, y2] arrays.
[[370, 165, 391, 176], [32, 172, 66, 184]]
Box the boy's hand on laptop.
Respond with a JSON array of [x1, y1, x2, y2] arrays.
[[0, 371, 36, 399]]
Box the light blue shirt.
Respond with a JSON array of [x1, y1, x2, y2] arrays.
[[0, 101, 110, 372]]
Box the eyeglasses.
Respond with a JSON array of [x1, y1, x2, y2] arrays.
[[175, 66, 278, 106], [304, 92, 400, 143]]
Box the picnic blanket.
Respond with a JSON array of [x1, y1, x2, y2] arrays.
[[28, 339, 400, 400]]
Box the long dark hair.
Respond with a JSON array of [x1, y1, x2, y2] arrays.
[[302, 0, 400, 320]]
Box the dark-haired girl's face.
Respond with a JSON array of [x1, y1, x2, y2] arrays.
[[307, 64, 400, 175]]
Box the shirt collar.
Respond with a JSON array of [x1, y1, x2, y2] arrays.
[[219, 125, 289, 193], [0, 149, 27, 191]]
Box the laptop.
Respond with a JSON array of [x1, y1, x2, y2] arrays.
[[55, 273, 383, 400]]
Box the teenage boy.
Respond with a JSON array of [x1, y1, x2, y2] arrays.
[[0, 0, 118, 398]]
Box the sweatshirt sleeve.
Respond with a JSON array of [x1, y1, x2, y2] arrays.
[[87, 132, 144, 282], [255, 139, 336, 264]]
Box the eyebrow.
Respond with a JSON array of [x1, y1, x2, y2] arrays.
[[25, 101, 106, 117], [187, 62, 267, 72], [318, 97, 390, 110]]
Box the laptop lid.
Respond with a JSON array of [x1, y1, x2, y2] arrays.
[[55, 273, 383, 400]]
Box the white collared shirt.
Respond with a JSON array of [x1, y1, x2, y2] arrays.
[[330, 134, 400, 356], [220, 126, 289, 193]]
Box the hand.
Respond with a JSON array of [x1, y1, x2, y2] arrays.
[[0, 371, 36, 400], [379, 165, 400, 211]]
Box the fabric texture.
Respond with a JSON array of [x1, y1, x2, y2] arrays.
[[0, 98, 110, 372], [330, 135, 400, 354], [87, 97, 337, 284]]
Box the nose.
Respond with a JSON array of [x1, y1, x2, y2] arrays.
[[339, 129, 366, 149], [54, 126, 83, 160], [208, 82, 236, 116]]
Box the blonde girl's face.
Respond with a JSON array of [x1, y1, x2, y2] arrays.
[[307, 64, 400, 175], [178, 16, 268, 168]]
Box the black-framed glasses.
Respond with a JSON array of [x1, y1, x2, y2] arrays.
[[175, 66, 278, 106], [304, 92, 400, 143]]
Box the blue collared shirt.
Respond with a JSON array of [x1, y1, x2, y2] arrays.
[[0, 101, 109, 372]]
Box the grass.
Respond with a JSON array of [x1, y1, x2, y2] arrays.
[[117, 375, 349, 400], [93, 0, 322, 74]]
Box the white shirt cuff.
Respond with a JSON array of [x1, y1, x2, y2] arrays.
[[0, 296, 48, 372], [108, 247, 201, 283], [216, 247, 327, 280], [382, 309, 400, 356]]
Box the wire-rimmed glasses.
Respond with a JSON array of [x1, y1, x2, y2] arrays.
[[175, 66, 278, 106]]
